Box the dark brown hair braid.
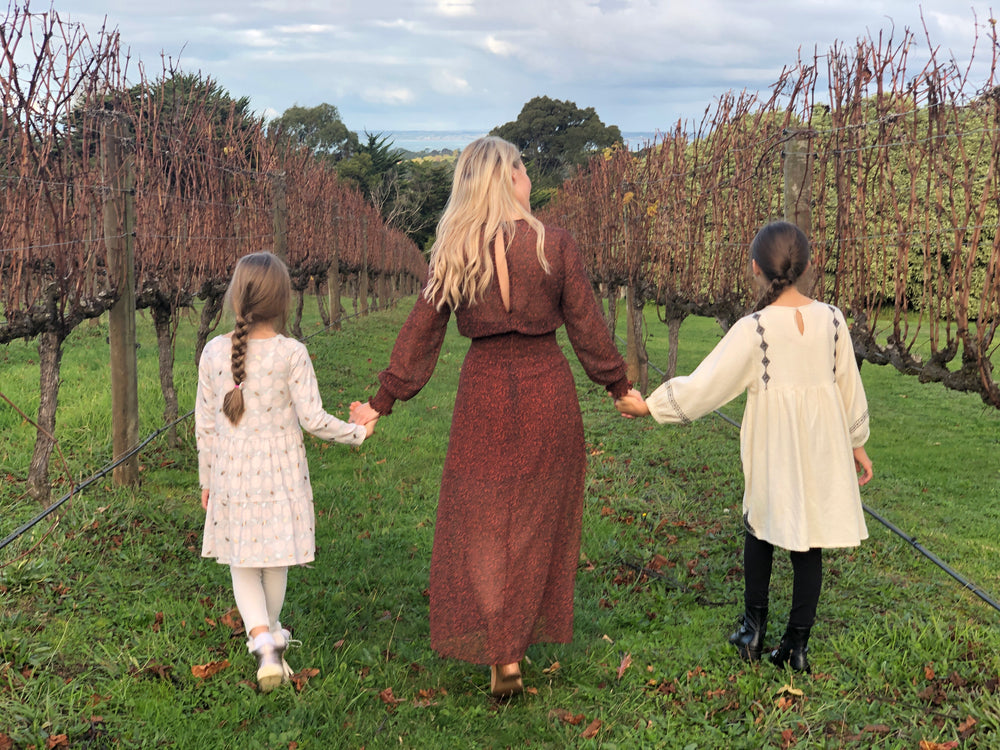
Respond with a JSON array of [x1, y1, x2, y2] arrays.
[[750, 221, 811, 312]]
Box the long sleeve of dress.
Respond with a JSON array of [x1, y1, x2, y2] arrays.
[[195, 354, 217, 489], [370, 292, 451, 415], [833, 309, 870, 447], [645, 319, 756, 424], [558, 233, 630, 399], [287, 343, 367, 444]]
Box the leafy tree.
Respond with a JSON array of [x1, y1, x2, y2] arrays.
[[336, 130, 404, 199], [270, 102, 358, 162], [491, 96, 622, 198], [335, 132, 453, 251]]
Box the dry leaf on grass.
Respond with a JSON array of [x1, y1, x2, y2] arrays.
[[191, 660, 229, 679], [548, 709, 585, 725], [542, 661, 561, 674], [220, 608, 243, 632], [289, 667, 320, 692], [581, 719, 602, 739], [617, 653, 632, 680], [776, 683, 804, 697], [379, 687, 405, 706]]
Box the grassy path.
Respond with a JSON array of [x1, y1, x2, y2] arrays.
[[1, 300, 999, 748]]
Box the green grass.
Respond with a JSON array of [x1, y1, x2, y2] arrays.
[[1, 299, 999, 748]]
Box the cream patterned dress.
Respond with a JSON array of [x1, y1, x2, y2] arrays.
[[645, 301, 870, 551], [196, 334, 366, 567]]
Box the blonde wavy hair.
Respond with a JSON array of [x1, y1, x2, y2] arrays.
[[423, 136, 548, 311]]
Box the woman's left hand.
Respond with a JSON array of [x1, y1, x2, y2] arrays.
[[201, 488, 210, 510], [615, 388, 650, 418]]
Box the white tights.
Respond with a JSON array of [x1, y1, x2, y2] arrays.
[[229, 566, 288, 633]]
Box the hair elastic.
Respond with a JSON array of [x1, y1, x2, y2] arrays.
[[234, 382, 242, 390]]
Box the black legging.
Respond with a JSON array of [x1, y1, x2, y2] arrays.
[[743, 532, 822, 629]]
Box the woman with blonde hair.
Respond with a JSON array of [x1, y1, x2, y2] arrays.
[[351, 136, 634, 697]]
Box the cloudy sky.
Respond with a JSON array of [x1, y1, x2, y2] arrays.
[[56, 1, 997, 136]]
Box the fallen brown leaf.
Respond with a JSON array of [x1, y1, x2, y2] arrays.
[[289, 667, 320, 692], [45, 736, 69, 749], [191, 660, 229, 679], [379, 687, 405, 706], [617, 653, 632, 680], [220, 608, 243, 632], [542, 661, 561, 674], [957, 715, 977, 736], [581, 719, 602, 739], [548, 709, 586, 725]]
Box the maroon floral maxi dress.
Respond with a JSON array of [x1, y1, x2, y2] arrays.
[[369, 221, 629, 665]]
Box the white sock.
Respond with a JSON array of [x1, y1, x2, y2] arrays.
[[252, 631, 276, 651]]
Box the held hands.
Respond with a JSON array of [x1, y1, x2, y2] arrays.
[[614, 388, 650, 419], [350, 401, 381, 438], [853, 446, 873, 486]]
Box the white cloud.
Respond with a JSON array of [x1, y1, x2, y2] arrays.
[[435, 0, 475, 17], [233, 29, 280, 48], [432, 70, 471, 94], [375, 19, 420, 32], [363, 86, 416, 105], [274, 24, 339, 34], [484, 35, 516, 57]]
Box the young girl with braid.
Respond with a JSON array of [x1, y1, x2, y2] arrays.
[[615, 221, 873, 672], [196, 251, 372, 691]]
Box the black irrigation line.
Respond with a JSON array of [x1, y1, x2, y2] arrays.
[[0, 301, 395, 554], [0, 411, 192, 553], [618, 333, 1000, 615]]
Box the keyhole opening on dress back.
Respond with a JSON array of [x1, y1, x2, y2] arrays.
[[795, 309, 805, 335], [493, 232, 511, 312]]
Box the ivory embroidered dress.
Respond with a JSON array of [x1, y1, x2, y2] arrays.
[[645, 301, 870, 551], [196, 334, 366, 567]]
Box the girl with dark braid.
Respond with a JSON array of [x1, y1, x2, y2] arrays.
[[196, 251, 372, 691], [615, 221, 873, 673]]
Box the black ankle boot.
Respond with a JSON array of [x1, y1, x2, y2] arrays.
[[769, 625, 811, 673], [728, 605, 768, 661]]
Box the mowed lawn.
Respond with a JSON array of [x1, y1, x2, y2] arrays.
[[1, 298, 999, 749]]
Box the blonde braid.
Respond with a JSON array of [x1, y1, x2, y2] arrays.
[[222, 312, 253, 425]]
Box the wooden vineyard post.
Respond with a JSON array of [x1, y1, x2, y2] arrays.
[[328, 235, 342, 330], [272, 172, 288, 261], [783, 131, 812, 236], [102, 115, 139, 487]]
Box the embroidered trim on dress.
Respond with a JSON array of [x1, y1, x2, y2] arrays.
[[752, 312, 771, 389], [666, 382, 692, 425], [828, 305, 840, 377], [850, 408, 869, 434]]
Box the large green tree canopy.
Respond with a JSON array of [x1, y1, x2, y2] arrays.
[[270, 102, 359, 162], [491, 96, 622, 188]]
